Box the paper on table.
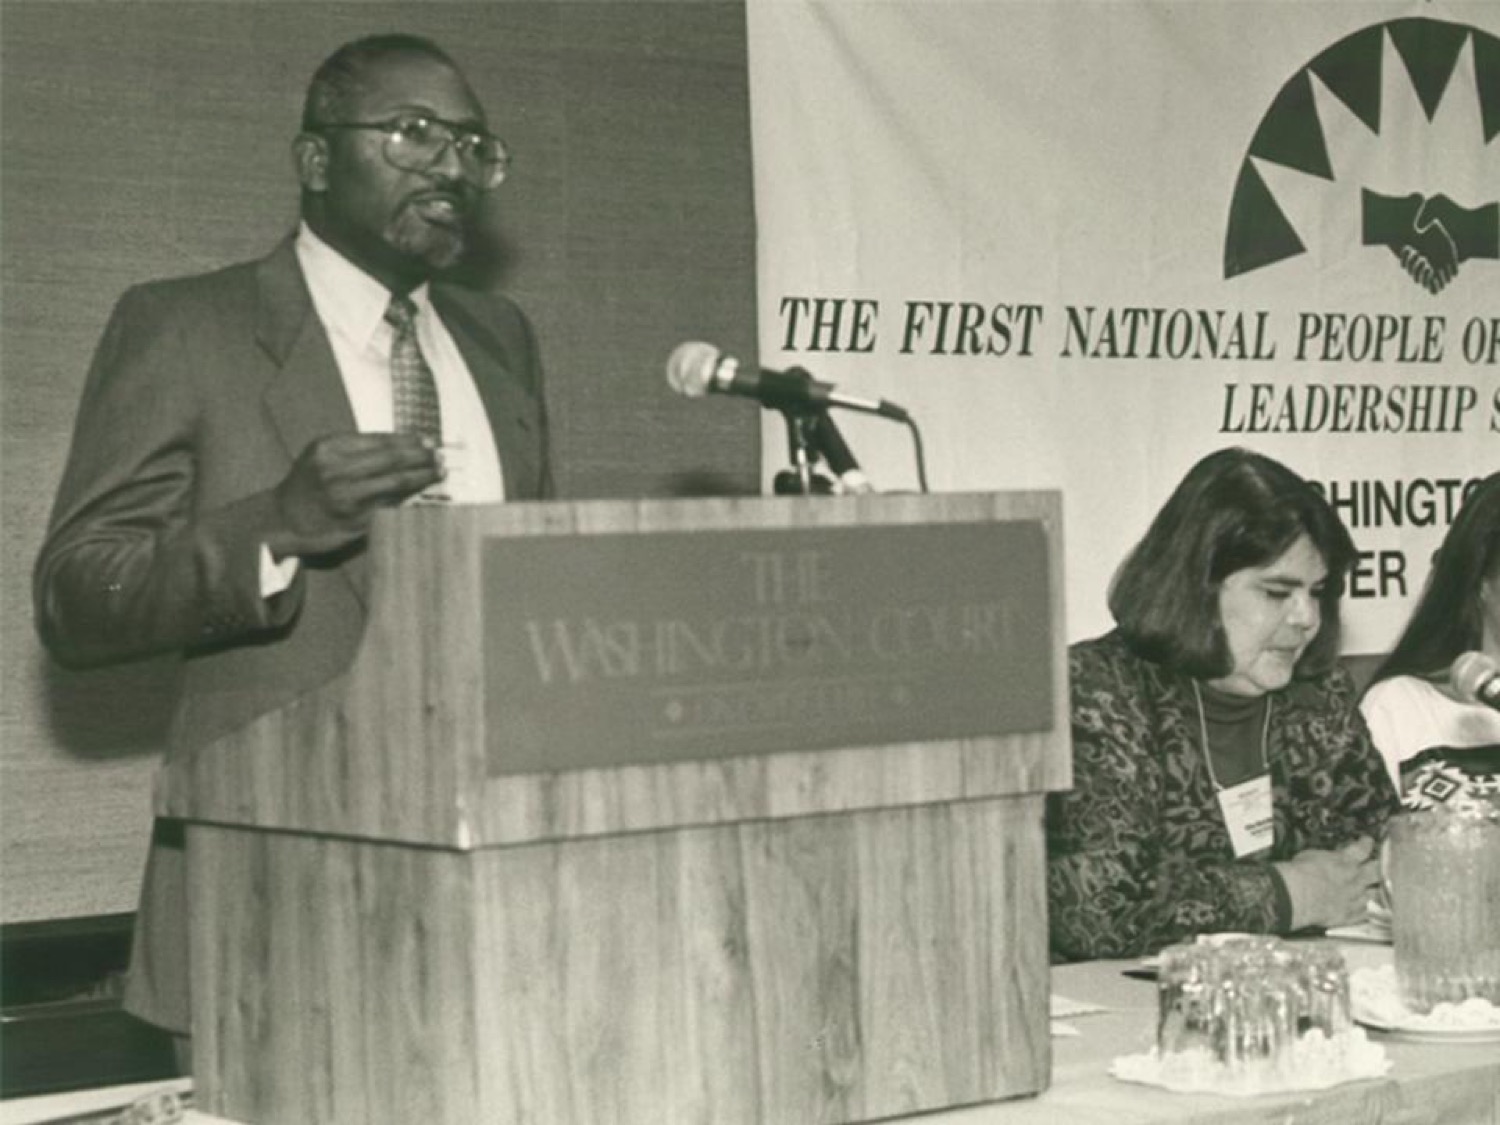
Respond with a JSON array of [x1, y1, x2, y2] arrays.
[[1050, 992, 1111, 1037], [1327, 898, 1393, 944], [1325, 920, 1393, 943], [1051, 993, 1109, 1018]]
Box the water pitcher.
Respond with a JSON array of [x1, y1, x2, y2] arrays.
[[1382, 795, 1500, 1012]]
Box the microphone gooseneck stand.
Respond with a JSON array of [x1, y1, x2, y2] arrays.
[[769, 403, 932, 495], [772, 407, 837, 495]]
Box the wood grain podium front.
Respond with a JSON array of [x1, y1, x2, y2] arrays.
[[157, 493, 1072, 1124]]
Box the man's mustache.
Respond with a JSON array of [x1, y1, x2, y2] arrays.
[[402, 186, 475, 220]]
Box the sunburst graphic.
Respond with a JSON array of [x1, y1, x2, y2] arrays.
[[1224, 18, 1500, 295]]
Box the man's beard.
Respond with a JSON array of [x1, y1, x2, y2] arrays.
[[388, 205, 468, 272]]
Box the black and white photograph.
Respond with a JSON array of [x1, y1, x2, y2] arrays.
[[1, 2, 1496, 1122]]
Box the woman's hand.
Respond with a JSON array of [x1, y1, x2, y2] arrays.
[[1273, 836, 1380, 931]]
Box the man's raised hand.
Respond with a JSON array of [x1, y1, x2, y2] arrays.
[[269, 433, 445, 557]]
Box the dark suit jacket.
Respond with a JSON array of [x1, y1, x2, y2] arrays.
[[34, 238, 553, 1032]]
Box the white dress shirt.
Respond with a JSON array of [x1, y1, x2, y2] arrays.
[[260, 224, 507, 594], [294, 222, 505, 502]]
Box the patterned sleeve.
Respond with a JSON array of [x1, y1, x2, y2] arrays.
[[1287, 665, 1399, 849], [1047, 640, 1281, 961]]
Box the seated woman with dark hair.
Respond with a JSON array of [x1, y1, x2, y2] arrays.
[[1047, 447, 1399, 962], [1360, 472, 1500, 809]]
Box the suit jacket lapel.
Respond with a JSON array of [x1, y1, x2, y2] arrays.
[[432, 287, 541, 498], [254, 238, 370, 603]]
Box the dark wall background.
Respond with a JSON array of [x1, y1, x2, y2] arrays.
[[0, 1, 758, 922]]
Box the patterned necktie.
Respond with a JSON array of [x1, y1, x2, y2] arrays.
[[384, 294, 443, 443]]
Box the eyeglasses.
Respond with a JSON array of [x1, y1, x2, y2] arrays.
[[314, 114, 511, 190]]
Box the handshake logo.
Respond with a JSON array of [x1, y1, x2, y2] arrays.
[[1362, 190, 1500, 296], [1222, 17, 1500, 297]]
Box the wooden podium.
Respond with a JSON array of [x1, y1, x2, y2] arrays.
[[158, 493, 1071, 1125]]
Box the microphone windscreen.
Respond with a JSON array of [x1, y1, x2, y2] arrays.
[[666, 341, 720, 398], [1450, 651, 1500, 703]]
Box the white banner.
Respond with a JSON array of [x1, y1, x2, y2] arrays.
[[747, 0, 1498, 652]]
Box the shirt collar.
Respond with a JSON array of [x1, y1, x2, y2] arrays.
[[295, 221, 432, 350]]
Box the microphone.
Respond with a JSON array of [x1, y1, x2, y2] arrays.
[[810, 412, 874, 494], [666, 341, 909, 421], [1451, 651, 1500, 709]]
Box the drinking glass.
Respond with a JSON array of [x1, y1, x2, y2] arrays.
[[1157, 943, 1215, 1055], [1297, 944, 1351, 1036], [1156, 935, 1308, 1079]]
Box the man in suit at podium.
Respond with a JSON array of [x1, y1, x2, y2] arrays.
[[33, 33, 553, 1050]]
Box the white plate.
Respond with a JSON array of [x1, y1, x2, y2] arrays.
[[1352, 1012, 1500, 1044], [1350, 965, 1500, 1042]]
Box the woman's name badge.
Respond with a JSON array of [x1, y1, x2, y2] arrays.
[[1217, 773, 1274, 859]]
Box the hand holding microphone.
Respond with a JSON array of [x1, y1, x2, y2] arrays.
[[1451, 651, 1500, 710]]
